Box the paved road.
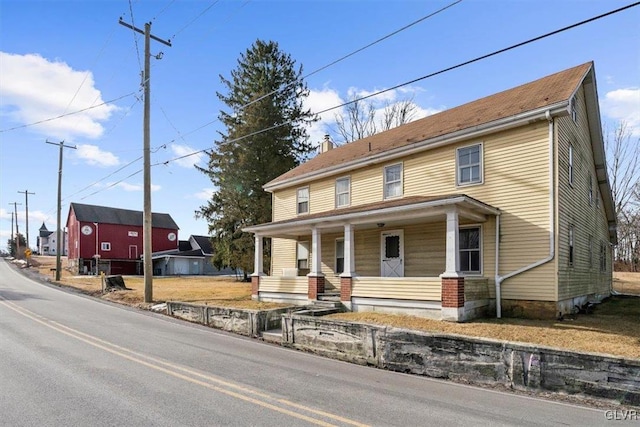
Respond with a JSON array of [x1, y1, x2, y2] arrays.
[[0, 259, 622, 426]]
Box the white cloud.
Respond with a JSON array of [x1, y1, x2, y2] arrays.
[[170, 144, 204, 168], [601, 88, 640, 135], [110, 182, 161, 192], [192, 188, 214, 201], [305, 87, 344, 147], [75, 144, 120, 167], [0, 52, 118, 140]]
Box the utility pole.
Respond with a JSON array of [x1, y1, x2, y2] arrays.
[[9, 211, 14, 255], [119, 18, 171, 303], [18, 190, 35, 266], [46, 140, 77, 281], [8, 202, 22, 258]]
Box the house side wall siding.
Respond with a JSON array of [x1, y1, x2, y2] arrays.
[[556, 87, 612, 301], [270, 122, 554, 300]]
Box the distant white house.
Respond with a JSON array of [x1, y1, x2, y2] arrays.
[[37, 222, 67, 256]]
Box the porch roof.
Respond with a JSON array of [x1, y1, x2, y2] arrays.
[[244, 194, 499, 238]]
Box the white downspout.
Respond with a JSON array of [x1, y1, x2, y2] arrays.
[[495, 110, 556, 318]]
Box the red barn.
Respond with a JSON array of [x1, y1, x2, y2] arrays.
[[66, 202, 179, 275]]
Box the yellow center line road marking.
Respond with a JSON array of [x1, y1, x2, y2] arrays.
[[0, 297, 369, 427]]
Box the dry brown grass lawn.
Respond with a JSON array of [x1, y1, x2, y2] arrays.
[[26, 256, 640, 358]]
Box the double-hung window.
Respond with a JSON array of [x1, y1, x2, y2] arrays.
[[297, 187, 309, 214], [101, 242, 111, 251], [568, 144, 574, 186], [297, 241, 309, 270], [384, 163, 402, 199], [335, 239, 344, 274], [457, 144, 482, 185], [568, 225, 574, 266], [336, 177, 350, 208], [459, 227, 480, 273]]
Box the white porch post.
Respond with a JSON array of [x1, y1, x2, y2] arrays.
[[443, 208, 460, 277], [252, 234, 264, 276], [342, 223, 355, 277], [441, 208, 465, 322], [340, 223, 355, 308], [310, 226, 322, 276]]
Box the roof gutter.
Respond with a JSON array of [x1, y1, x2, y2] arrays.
[[495, 110, 556, 318], [265, 102, 569, 192]]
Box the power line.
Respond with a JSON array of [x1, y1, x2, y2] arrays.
[[164, 0, 462, 146], [154, 1, 640, 167], [128, 0, 143, 73], [0, 91, 138, 133], [152, 0, 176, 22], [171, 0, 220, 40]]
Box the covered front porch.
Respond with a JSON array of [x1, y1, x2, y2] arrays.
[[245, 195, 500, 322]]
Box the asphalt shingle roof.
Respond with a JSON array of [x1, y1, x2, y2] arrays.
[[267, 62, 592, 187], [69, 203, 179, 229]]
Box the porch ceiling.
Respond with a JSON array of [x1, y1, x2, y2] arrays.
[[244, 194, 500, 239]]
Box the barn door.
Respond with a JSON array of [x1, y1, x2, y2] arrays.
[[381, 230, 404, 277]]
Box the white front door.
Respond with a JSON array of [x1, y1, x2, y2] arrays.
[[381, 230, 404, 277]]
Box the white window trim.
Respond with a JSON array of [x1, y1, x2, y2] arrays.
[[335, 238, 344, 274], [456, 143, 484, 187], [459, 224, 482, 275], [335, 176, 351, 208], [568, 144, 574, 187], [383, 162, 403, 200], [101, 242, 111, 251], [568, 225, 574, 267], [296, 240, 310, 270], [296, 186, 309, 215]]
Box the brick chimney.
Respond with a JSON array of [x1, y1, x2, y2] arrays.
[[320, 134, 334, 153]]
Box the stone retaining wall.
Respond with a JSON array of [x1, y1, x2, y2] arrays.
[[166, 302, 295, 337], [282, 314, 640, 406]]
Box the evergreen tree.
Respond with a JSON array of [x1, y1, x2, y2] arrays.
[[7, 233, 27, 258], [197, 40, 317, 277]]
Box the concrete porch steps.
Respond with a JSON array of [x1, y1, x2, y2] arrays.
[[317, 292, 341, 302]]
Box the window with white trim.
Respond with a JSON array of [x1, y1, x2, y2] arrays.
[[335, 239, 344, 274], [335, 177, 350, 208], [297, 187, 309, 214], [101, 242, 111, 251], [297, 241, 309, 270], [600, 242, 607, 272], [384, 163, 402, 199], [459, 227, 480, 273], [457, 144, 482, 185], [588, 174, 593, 205], [568, 144, 574, 186], [568, 225, 574, 267]]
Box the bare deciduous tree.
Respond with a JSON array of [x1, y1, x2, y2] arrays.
[[605, 121, 640, 271], [335, 95, 418, 143]]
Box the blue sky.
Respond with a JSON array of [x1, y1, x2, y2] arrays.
[[1, 0, 639, 250]]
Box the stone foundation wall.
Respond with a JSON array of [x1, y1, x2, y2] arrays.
[[282, 314, 640, 406]]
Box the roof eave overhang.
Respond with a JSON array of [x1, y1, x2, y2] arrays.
[[264, 102, 569, 192], [243, 196, 500, 236]]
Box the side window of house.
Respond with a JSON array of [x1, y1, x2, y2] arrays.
[[568, 144, 574, 186], [335, 239, 344, 274], [568, 225, 574, 266], [297, 241, 309, 270], [336, 177, 350, 208], [588, 174, 593, 205], [600, 242, 607, 272], [101, 242, 111, 251], [384, 164, 402, 199], [459, 227, 480, 273], [457, 144, 482, 186], [297, 187, 309, 214]]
